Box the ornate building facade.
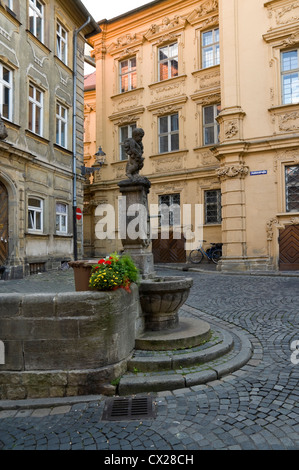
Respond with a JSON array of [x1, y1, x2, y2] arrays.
[[0, 0, 100, 279], [84, 0, 299, 272]]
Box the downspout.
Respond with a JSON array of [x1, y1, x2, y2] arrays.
[[72, 16, 91, 260]]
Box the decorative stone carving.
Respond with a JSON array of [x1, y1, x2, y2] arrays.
[[266, 218, 279, 241], [144, 15, 186, 41], [279, 111, 299, 132], [224, 120, 238, 139], [217, 164, 249, 180]]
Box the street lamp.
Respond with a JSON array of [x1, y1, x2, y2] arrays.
[[81, 146, 106, 175]]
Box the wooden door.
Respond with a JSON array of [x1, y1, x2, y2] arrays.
[[279, 225, 299, 271], [0, 181, 8, 265], [152, 230, 186, 263]]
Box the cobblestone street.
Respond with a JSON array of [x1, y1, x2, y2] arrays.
[[0, 266, 298, 451]]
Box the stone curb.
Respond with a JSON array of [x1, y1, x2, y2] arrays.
[[0, 395, 104, 411]]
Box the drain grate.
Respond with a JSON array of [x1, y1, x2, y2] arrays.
[[102, 396, 156, 421]]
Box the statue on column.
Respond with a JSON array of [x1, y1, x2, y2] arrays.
[[124, 128, 146, 181]]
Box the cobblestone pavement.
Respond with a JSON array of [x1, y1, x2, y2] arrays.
[[0, 266, 298, 451]]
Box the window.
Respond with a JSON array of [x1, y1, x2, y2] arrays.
[[158, 43, 178, 81], [3, 0, 13, 11], [205, 190, 222, 224], [202, 28, 220, 69], [119, 57, 137, 93], [28, 197, 43, 232], [56, 203, 68, 234], [158, 113, 179, 153], [281, 49, 299, 105], [119, 123, 136, 160], [159, 194, 181, 227], [0, 63, 12, 121], [56, 103, 67, 148], [29, 83, 43, 136], [203, 104, 220, 146], [286, 166, 299, 212], [29, 0, 44, 42], [56, 21, 68, 65]]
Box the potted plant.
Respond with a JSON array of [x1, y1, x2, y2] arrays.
[[89, 252, 139, 292]]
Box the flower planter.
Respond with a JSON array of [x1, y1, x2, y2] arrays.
[[68, 260, 97, 291], [139, 276, 193, 331]]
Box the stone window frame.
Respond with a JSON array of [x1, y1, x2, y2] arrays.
[[28, 0, 45, 44], [201, 27, 220, 70], [28, 81, 44, 137], [27, 196, 44, 233], [204, 188, 222, 225], [119, 56, 137, 94], [158, 112, 180, 154], [55, 101, 68, 149], [0, 61, 13, 121], [158, 41, 179, 82], [158, 193, 181, 227], [119, 122, 137, 161], [263, 26, 299, 108], [55, 201, 68, 235], [285, 164, 299, 213], [202, 102, 221, 146], [56, 19, 68, 66], [281, 48, 299, 105]]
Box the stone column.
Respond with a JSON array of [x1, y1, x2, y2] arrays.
[[213, 144, 249, 271], [118, 177, 155, 279]]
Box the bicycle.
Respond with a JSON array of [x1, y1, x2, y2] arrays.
[[189, 241, 223, 265]]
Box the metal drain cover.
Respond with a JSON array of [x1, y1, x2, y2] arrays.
[[102, 396, 156, 421]]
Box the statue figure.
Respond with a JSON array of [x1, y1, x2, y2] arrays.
[[124, 128, 145, 180], [0, 114, 8, 141]]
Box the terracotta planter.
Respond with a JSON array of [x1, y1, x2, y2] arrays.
[[68, 260, 98, 292], [139, 276, 193, 331]]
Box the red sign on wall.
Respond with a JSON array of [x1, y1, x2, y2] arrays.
[[76, 208, 82, 221]]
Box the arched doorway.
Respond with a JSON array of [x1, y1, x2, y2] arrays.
[[0, 181, 9, 267]]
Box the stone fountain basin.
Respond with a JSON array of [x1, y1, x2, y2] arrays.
[[139, 276, 194, 331]]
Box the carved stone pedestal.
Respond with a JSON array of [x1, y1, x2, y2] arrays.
[[118, 177, 155, 279]]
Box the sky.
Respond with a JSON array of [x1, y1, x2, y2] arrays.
[[82, 0, 152, 74], [81, 0, 152, 22]]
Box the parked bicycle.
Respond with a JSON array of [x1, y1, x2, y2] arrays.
[[189, 241, 223, 265]]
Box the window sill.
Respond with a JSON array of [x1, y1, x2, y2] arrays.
[[111, 87, 144, 100], [25, 129, 50, 144], [54, 55, 72, 74], [54, 143, 72, 155], [25, 232, 49, 238], [54, 233, 72, 238], [150, 149, 188, 159], [0, 4, 21, 25], [26, 30, 51, 55], [149, 74, 187, 89], [269, 102, 299, 112]]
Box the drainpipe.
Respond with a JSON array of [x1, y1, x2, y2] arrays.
[[72, 17, 91, 261]]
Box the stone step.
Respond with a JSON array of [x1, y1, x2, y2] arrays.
[[128, 328, 234, 373], [118, 327, 253, 396], [135, 318, 211, 351]]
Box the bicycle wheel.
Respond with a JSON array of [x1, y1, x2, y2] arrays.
[[211, 249, 222, 264], [189, 249, 204, 264]]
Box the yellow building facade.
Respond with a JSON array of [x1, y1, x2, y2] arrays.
[[84, 0, 299, 272]]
